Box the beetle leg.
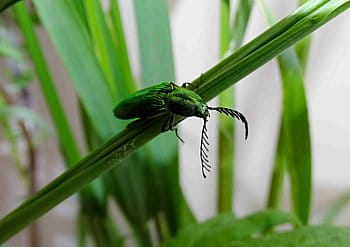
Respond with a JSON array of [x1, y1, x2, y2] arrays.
[[167, 114, 184, 143], [161, 114, 172, 132], [161, 113, 185, 143], [174, 128, 184, 143]]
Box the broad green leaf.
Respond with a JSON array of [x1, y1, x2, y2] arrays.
[[163, 210, 299, 247], [258, 1, 312, 224], [33, 0, 119, 140], [1, 0, 350, 242], [230, 225, 350, 247]]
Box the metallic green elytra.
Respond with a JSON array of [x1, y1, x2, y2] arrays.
[[113, 82, 248, 178]]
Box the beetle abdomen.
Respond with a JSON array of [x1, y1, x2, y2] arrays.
[[113, 96, 165, 119], [113, 82, 172, 119]]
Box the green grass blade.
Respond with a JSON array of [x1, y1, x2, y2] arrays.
[[1, 0, 350, 241], [83, 0, 134, 99], [296, 0, 313, 74], [33, 0, 120, 140], [229, 0, 254, 52], [218, 0, 234, 214], [220, 0, 230, 56], [134, 0, 175, 84], [13, 2, 81, 166], [109, 0, 135, 93], [218, 0, 253, 213], [14, 2, 124, 245], [133, 0, 195, 236], [193, 0, 350, 100], [257, 1, 312, 223]]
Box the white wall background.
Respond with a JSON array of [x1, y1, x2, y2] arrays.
[[1, 0, 350, 246]]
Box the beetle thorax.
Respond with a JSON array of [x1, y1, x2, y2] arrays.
[[166, 88, 209, 119]]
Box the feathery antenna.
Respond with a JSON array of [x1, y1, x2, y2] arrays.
[[208, 107, 248, 139], [200, 118, 211, 178]]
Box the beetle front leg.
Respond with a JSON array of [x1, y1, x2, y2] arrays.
[[161, 113, 184, 143], [168, 114, 184, 143], [161, 114, 172, 132]]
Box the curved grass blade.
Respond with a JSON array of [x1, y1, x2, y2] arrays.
[[83, 0, 134, 99], [257, 0, 312, 224], [217, 0, 253, 213], [33, 0, 120, 140]]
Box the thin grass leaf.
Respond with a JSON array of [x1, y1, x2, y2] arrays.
[[218, 0, 234, 214], [1, 0, 349, 242], [33, 0, 120, 140], [257, 0, 312, 224], [83, 0, 133, 99], [133, 0, 196, 237], [14, 2, 123, 246], [13, 2, 81, 165], [32, 0, 158, 245], [217, 0, 253, 213], [109, 0, 135, 93], [296, 0, 313, 74]]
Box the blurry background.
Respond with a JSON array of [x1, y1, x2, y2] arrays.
[[1, 0, 350, 246]]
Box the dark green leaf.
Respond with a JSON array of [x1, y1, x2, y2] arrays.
[[258, 1, 312, 224], [33, 0, 120, 140], [230, 225, 350, 247], [163, 210, 299, 247]]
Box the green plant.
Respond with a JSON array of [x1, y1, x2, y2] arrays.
[[1, 0, 350, 246]]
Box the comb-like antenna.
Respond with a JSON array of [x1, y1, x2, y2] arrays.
[[208, 107, 248, 139], [200, 118, 211, 178]]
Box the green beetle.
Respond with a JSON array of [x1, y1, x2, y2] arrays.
[[114, 82, 248, 178]]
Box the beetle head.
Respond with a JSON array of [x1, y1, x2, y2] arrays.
[[197, 103, 210, 120]]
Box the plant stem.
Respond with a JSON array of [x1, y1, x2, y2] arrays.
[[217, 0, 253, 214]]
